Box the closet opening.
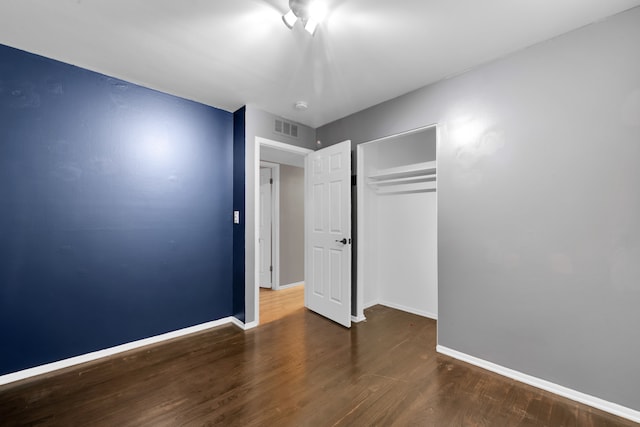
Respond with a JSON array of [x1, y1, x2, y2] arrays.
[[355, 125, 438, 321]]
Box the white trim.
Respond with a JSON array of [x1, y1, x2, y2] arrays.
[[364, 299, 379, 309], [362, 300, 437, 320], [278, 281, 304, 290], [230, 317, 245, 329], [253, 137, 261, 325], [304, 153, 310, 317], [351, 314, 367, 323], [259, 161, 280, 290], [259, 138, 313, 155], [272, 164, 280, 290], [379, 300, 438, 320], [436, 345, 640, 424], [0, 317, 245, 386], [356, 144, 366, 322], [435, 124, 440, 340], [231, 317, 258, 330], [243, 320, 259, 330]]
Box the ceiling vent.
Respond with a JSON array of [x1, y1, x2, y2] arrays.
[[275, 119, 298, 138]]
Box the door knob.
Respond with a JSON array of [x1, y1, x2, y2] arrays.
[[336, 238, 348, 244]]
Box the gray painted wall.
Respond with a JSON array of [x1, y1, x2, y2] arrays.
[[279, 165, 305, 286], [245, 106, 316, 323], [374, 126, 437, 169], [317, 7, 640, 411]]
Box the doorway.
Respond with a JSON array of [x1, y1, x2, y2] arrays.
[[255, 137, 312, 324]]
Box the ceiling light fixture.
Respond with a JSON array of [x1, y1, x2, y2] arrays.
[[294, 101, 309, 111], [282, 0, 327, 36]]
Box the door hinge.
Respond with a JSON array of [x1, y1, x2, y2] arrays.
[[270, 265, 273, 272], [270, 178, 273, 184]]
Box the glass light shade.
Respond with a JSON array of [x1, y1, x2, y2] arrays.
[[304, 19, 318, 35], [282, 9, 297, 29]]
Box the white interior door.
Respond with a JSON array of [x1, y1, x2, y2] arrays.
[[259, 167, 272, 288], [305, 140, 352, 327]]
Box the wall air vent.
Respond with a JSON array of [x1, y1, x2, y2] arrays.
[[274, 119, 299, 138]]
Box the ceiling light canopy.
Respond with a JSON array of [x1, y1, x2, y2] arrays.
[[294, 101, 309, 111], [282, 0, 328, 36]]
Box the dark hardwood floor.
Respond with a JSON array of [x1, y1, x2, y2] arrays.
[[0, 293, 635, 426]]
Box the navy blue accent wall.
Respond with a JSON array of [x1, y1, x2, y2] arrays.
[[232, 107, 246, 322], [0, 44, 234, 375]]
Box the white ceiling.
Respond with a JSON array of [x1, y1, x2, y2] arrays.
[[1, 0, 639, 128]]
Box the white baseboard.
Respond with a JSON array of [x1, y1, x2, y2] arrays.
[[363, 299, 437, 320], [363, 299, 379, 309], [0, 316, 249, 386], [239, 320, 259, 330], [351, 314, 367, 323], [379, 300, 438, 320], [278, 281, 304, 290], [436, 345, 640, 424]]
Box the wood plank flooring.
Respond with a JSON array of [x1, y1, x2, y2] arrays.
[[259, 285, 304, 324], [0, 290, 636, 426]]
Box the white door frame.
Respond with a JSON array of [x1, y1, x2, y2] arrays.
[[259, 161, 280, 290], [253, 137, 313, 325]]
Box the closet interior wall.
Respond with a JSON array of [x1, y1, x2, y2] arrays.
[[357, 126, 438, 320]]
